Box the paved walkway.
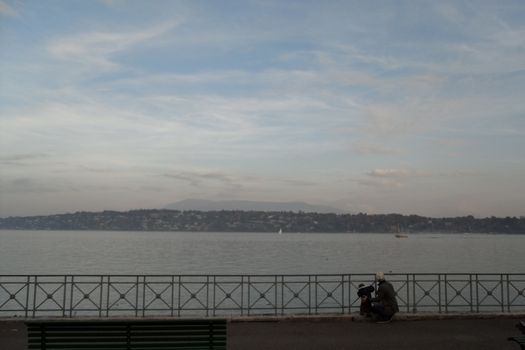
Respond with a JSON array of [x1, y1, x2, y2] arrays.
[[0, 321, 26, 350], [1, 315, 523, 350], [229, 316, 524, 350]]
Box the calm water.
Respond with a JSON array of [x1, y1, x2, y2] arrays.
[[0, 230, 523, 275]]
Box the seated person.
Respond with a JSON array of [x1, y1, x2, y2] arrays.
[[371, 272, 399, 323]]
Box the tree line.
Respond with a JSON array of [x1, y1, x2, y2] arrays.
[[1, 210, 524, 233]]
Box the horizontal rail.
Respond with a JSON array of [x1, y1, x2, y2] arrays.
[[1, 273, 524, 317]]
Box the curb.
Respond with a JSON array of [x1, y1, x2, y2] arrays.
[[229, 312, 525, 323], [1, 312, 525, 324]]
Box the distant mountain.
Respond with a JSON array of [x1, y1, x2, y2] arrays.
[[164, 199, 343, 213]]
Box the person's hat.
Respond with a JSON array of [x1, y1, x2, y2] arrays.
[[375, 272, 385, 281]]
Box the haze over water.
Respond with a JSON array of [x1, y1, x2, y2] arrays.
[[0, 230, 522, 275]]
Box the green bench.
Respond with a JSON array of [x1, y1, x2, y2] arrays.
[[26, 319, 227, 350]]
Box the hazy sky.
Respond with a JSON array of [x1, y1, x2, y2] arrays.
[[1, 0, 524, 218]]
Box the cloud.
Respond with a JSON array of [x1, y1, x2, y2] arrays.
[[366, 168, 432, 178], [98, 0, 124, 7], [491, 25, 525, 48], [3, 178, 60, 194], [366, 169, 412, 178], [354, 168, 433, 189], [161, 170, 321, 199], [163, 171, 240, 188], [281, 179, 317, 187], [12, 178, 32, 187], [0, 1, 16, 16], [353, 142, 401, 156], [77, 165, 123, 174], [356, 178, 404, 189], [47, 20, 178, 71], [1, 87, 345, 180], [0, 153, 48, 165]]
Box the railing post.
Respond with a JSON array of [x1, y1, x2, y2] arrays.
[[406, 274, 409, 313], [280, 275, 284, 316], [142, 276, 146, 317], [444, 274, 448, 314], [274, 275, 278, 316], [170, 275, 175, 317], [314, 275, 318, 314], [99, 275, 103, 317], [32, 276, 37, 317], [62, 276, 67, 317], [308, 275, 312, 315], [341, 274, 345, 315], [475, 274, 479, 313], [177, 275, 181, 317], [347, 274, 351, 314], [212, 275, 216, 317], [135, 275, 139, 317], [412, 274, 416, 313], [106, 276, 110, 317], [25, 275, 30, 318], [241, 275, 244, 316], [469, 274, 473, 313], [500, 274, 504, 313], [69, 276, 74, 317], [438, 274, 442, 314], [247, 276, 251, 316], [206, 275, 210, 317], [506, 274, 510, 313]]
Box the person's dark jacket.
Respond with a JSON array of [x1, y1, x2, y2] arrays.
[[372, 280, 399, 315]]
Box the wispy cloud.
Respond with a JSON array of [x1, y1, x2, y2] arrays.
[[3, 178, 60, 194], [356, 178, 404, 189], [98, 0, 124, 7], [367, 169, 409, 178], [0, 153, 48, 164], [47, 20, 178, 71], [352, 142, 401, 156], [352, 168, 433, 190], [163, 171, 242, 189], [0, 1, 16, 16]]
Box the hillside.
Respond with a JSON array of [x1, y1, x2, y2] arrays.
[[1, 210, 524, 233]]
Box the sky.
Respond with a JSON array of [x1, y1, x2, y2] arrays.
[[1, 0, 524, 218]]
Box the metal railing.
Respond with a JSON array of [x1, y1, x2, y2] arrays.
[[1, 274, 524, 317]]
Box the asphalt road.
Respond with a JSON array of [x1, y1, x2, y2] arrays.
[[0, 321, 26, 350], [228, 317, 523, 350]]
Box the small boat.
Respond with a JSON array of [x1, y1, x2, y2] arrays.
[[278, 228, 282, 235], [395, 234, 408, 238]]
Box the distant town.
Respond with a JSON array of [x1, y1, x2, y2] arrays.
[[0, 210, 524, 234]]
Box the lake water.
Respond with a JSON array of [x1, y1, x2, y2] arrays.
[[0, 230, 523, 275]]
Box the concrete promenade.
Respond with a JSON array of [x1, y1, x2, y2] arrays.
[[1, 314, 524, 350]]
